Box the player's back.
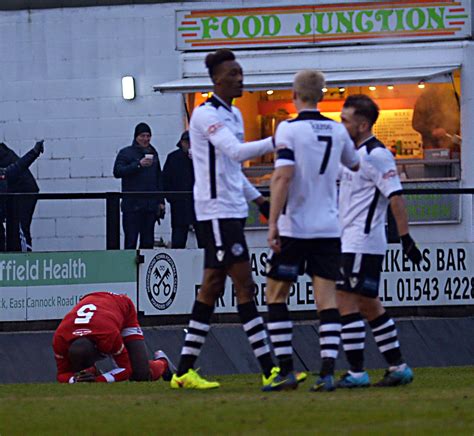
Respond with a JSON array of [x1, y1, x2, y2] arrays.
[[53, 292, 131, 354], [276, 110, 357, 238]]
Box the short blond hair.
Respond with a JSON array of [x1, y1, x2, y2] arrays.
[[293, 70, 325, 104]]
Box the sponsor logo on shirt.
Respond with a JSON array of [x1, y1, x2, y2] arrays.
[[72, 328, 93, 337], [207, 122, 224, 135], [146, 253, 178, 311], [383, 169, 397, 179]]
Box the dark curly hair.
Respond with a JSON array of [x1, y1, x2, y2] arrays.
[[205, 49, 236, 78], [343, 94, 379, 127]]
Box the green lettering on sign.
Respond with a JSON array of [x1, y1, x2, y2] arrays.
[[201, 16, 219, 39], [262, 15, 281, 36], [374, 9, 393, 31], [222, 16, 240, 38], [356, 10, 374, 32], [406, 8, 426, 30], [242, 15, 262, 38], [315, 12, 334, 34], [427, 7, 445, 29], [295, 13, 313, 35], [336, 11, 354, 33]]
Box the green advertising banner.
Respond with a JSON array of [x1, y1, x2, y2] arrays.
[[177, 0, 471, 50], [0, 251, 137, 321]]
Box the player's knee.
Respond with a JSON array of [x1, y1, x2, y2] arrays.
[[234, 279, 256, 301]]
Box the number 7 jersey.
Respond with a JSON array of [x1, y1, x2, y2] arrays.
[[274, 110, 359, 238]]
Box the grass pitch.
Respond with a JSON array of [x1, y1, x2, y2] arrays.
[[1, 367, 473, 435]]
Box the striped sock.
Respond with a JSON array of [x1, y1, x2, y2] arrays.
[[318, 308, 341, 377], [177, 300, 214, 376], [340, 313, 366, 372], [369, 312, 403, 366], [238, 301, 274, 378], [267, 303, 293, 376]]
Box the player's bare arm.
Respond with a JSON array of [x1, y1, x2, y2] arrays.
[[268, 164, 294, 253], [125, 339, 151, 381], [390, 194, 422, 264]]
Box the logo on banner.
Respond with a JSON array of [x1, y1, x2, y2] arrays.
[[146, 253, 178, 310]]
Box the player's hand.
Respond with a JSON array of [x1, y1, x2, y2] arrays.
[[258, 200, 270, 220], [33, 140, 44, 154], [400, 234, 422, 265], [156, 204, 165, 224], [267, 224, 281, 254], [139, 157, 153, 167], [74, 369, 97, 383]]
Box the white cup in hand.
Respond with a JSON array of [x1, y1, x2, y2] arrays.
[[145, 153, 154, 161]]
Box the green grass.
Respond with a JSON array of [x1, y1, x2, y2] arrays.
[[1, 367, 473, 435]]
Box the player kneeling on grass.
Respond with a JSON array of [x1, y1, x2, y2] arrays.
[[53, 292, 175, 383], [264, 70, 360, 392], [336, 94, 421, 388]]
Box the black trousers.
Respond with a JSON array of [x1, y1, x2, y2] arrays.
[[123, 210, 156, 249], [19, 197, 37, 251], [171, 223, 206, 249]]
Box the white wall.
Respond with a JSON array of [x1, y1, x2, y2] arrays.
[[0, 4, 185, 250], [1, 1, 472, 251]]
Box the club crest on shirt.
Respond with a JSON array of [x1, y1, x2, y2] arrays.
[[146, 253, 178, 311]]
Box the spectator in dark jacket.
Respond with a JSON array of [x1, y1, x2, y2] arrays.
[[113, 123, 165, 249], [0, 141, 44, 251], [0, 142, 41, 251], [162, 131, 205, 248]]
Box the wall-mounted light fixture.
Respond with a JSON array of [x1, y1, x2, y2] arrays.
[[387, 85, 394, 90], [322, 87, 328, 93], [122, 76, 135, 100], [369, 86, 377, 91], [201, 92, 209, 98], [266, 90, 274, 95], [418, 81, 426, 89], [338, 87, 346, 93]]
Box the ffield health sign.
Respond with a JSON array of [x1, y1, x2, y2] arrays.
[[177, 0, 471, 50], [138, 242, 474, 316], [0, 251, 137, 321]]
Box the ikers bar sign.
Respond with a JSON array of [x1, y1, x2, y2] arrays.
[[176, 0, 470, 50]]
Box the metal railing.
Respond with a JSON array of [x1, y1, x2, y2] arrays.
[[1, 187, 473, 251]]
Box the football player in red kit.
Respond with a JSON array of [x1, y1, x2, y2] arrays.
[[53, 292, 174, 383]]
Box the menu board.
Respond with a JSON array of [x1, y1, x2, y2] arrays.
[[373, 109, 422, 156]]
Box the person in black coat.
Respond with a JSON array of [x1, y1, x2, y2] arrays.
[[162, 131, 204, 248], [0, 141, 44, 251], [113, 123, 165, 249], [0, 142, 41, 251]]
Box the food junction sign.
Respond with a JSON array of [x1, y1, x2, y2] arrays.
[[176, 0, 471, 50]]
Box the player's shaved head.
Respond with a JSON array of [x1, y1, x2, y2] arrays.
[[293, 70, 325, 104], [68, 337, 99, 372]]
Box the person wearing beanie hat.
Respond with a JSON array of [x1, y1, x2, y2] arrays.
[[113, 122, 165, 249], [134, 122, 152, 140], [162, 130, 205, 248]]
